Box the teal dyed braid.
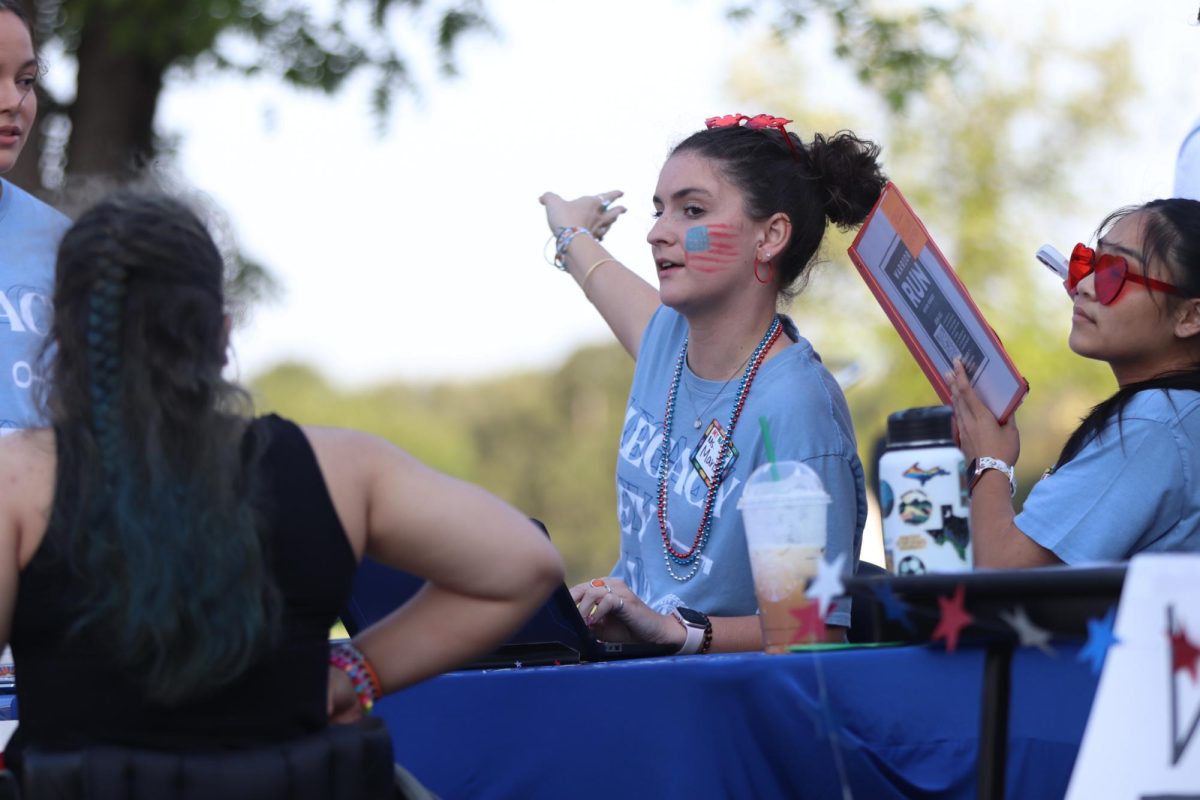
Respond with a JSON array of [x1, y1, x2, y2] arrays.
[[86, 259, 128, 482], [49, 191, 282, 706]]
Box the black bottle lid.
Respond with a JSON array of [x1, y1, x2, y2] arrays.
[[886, 406, 954, 447]]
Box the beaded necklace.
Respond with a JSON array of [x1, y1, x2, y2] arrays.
[[657, 315, 784, 582]]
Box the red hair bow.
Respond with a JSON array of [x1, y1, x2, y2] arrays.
[[704, 113, 800, 160], [705, 113, 749, 128]]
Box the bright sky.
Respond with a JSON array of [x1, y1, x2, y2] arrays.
[[152, 0, 1200, 387]]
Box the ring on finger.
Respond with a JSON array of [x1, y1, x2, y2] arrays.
[[598, 196, 612, 212], [590, 578, 606, 588]]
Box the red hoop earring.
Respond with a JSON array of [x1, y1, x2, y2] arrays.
[[754, 256, 773, 285]]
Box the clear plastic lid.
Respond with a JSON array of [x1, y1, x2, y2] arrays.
[[737, 460, 830, 507]]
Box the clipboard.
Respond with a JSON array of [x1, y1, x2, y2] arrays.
[[847, 182, 1028, 422]]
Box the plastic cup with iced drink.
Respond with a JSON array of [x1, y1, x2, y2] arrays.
[[737, 460, 831, 653]]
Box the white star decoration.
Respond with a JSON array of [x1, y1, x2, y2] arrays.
[[999, 605, 1055, 656], [805, 552, 847, 618]]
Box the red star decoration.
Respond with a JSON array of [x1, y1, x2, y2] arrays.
[[790, 600, 826, 645], [932, 583, 974, 653], [1171, 623, 1200, 683]]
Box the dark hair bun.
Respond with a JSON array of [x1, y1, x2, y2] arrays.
[[807, 131, 887, 228]]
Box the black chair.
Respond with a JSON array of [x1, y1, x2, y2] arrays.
[[847, 560, 890, 644], [11, 717, 397, 800]]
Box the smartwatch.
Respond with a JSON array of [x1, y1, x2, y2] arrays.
[[967, 456, 1016, 497], [671, 607, 713, 655]]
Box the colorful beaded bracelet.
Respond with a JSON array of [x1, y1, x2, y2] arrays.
[[553, 226, 593, 270], [330, 642, 382, 714]]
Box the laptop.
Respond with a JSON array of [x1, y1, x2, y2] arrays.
[[340, 524, 677, 668], [843, 564, 1127, 644]]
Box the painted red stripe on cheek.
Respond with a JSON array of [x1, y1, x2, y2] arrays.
[[685, 255, 738, 266]]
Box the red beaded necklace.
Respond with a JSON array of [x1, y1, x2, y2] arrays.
[[657, 316, 783, 582]]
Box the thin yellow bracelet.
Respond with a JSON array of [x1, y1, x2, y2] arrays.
[[581, 257, 618, 294]]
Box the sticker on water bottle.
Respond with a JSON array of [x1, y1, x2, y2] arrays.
[[901, 462, 950, 486], [692, 419, 739, 489], [880, 480, 895, 517], [898, 490, 932, 525]]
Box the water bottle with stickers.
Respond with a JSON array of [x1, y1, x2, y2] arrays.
[[877, 406, 972, 575]]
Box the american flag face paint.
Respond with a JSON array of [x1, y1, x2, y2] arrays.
[[683, 224, 739, 273]]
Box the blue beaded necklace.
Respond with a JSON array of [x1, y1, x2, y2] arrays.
[[657, 315, 784, 582]]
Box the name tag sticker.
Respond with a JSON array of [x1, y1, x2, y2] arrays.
[[692, 419, 738, 489]]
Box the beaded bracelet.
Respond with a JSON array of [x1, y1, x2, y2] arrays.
[[553, 226, 593, 270], [330, 642, 382, 714]]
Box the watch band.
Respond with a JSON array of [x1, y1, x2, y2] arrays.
[[969, 456, 1016, 497], [697, 614, 714, 654], [671, 608, 711, 655]]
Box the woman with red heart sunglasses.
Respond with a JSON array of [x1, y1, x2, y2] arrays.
[[537, 115, 886, 653], [951, 198, 1200, 568]]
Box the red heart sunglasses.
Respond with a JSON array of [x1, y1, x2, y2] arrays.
[[1066, 243, 1188, 305]]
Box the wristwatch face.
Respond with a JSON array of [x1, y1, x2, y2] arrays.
[[675, 607, 708, 627]]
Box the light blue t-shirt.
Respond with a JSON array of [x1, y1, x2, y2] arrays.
[[612, 306, 866, 627], [0, 178, 68, 432], [1175, 115, 1200, 201], [1016, 389, 1200, 562]]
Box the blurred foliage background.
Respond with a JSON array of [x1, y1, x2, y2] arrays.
[[12, 0, 1166, 584], [251, 346, 636, 583], [255, 5, 1153, 589], [249, 2, 1142, 584]]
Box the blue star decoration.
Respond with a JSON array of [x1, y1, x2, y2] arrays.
[[1078, 606, 1120, 675], [871, 581, 914, 632]]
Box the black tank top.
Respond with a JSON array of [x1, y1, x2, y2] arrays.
[[6, 415, 358, 762]]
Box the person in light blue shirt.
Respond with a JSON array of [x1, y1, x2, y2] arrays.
[[538, 115, 885, 651], [1176, 116, 1200, 201], [0, 178, 69, 431], [952, 198, 1200, 566], [0, 0, 70, 431], [612, 305, 864, 626]]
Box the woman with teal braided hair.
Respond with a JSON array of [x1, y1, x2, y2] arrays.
[[0, 191, 564, 787]]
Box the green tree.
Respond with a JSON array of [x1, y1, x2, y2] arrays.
[[7, 0, 975, 319], [10, 0, 491, 195], [9, 0, 491, 310], [9, 0, 974, 199], [727, 0, 975, 112]]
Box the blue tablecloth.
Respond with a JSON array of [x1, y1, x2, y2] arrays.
[[377, 643, 1096, 800]]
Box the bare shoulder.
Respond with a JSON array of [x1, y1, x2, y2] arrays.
[[0, 428, 55, 476], [0, 429, 56, 541], [297, 424, 403, 470], [293, 425, 415, 555]]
